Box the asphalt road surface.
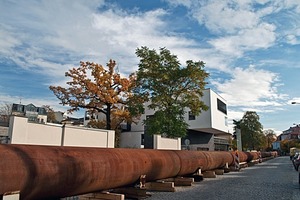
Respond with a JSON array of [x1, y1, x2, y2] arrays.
[[147, 156, 300, 200]]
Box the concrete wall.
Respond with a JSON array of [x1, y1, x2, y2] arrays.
[[120, 132, 181, 150], [9, 116, 115, 148], [119, 131, 143, 148], [63, 126, 114, 147], [0, 126, 8, 136], [182, 131, 214, 151], [153, 135, 181, 150]]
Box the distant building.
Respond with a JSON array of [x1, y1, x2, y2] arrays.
[[53, 111, 67, 123], [0, 125, 9, 144], [284, 125, 300, 139], [0, 112, 10, 144], [61, 117, 84, 126], [272, 124, 300, 152], [11, 103, 47, 123], [276, 125, 300, 141]]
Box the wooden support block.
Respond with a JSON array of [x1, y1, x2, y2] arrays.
[[240, 162, 248, 168], [79, 192, 125, 200], [80, 192, 124, 200], [145, 182, 175, 192], [3, 191, 20, 200], [79, 197, 91, 200], [81, 193, 96, 198], [174, 177, 194, 186], [160, 178, 175, 182], [202, 171, 216, 178], [215, 169, 224, 175], [96, 192, 124, 200], [113, 187, 150, 199]]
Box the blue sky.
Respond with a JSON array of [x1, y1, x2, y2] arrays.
[[1, 0, 300, 134]]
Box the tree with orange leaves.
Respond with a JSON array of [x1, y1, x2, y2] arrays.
[[49, 59, 143, 130]]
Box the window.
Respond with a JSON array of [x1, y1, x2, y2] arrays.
[[141, 134, 145, 145], [217, 99, 227, 115], [12, 104, 24, 113], [26, 104, 36, 112], [188, 111, 196, 120], [37, 108, 46, 115]]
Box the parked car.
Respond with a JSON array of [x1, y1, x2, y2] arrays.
[[290, 147, 300, 160], [292, 153, 300, 171]]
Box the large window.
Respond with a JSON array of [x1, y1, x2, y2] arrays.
[[217, 98, 227, 115], [188, 111, 196, 120]]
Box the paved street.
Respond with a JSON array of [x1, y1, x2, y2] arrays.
[[147, 156, 300, 200]]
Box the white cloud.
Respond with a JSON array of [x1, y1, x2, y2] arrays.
[[0, 0, 201, 78], [192, 0, 259, 34], [228, 110, 244, 121], [0, 92, 61, 110], [212, 66, 285, 107], [208, 22, 276, 56], [286, 34, 299, 44], [0, 27, 21, 55]]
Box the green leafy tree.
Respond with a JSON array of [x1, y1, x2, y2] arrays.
[[233, 119, 241, 130], [134, 46, 209, 138], [239, 111, 264, 151]]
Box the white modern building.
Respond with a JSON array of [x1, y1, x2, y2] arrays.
[[119, 88, 231, 151]]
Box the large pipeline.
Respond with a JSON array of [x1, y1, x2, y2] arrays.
[[0, 144, 276, 199]]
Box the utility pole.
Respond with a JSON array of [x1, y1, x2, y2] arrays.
[[236, 128, 242, 151]]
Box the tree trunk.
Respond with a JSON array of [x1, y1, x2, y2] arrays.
[[106, 104, 111, 130]]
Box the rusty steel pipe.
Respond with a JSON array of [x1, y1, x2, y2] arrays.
[[0, 145, 181, 199], [175, 151, 235, 175], [0, 144, 274, 200]]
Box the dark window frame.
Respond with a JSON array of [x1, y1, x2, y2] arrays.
[[217, 98, 227, 115]]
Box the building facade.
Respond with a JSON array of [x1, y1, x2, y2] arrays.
[[11, 103, 47, 123], [120, 88, 231, 151]]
